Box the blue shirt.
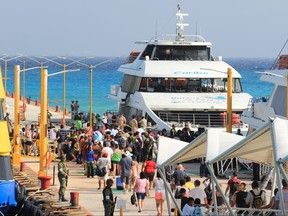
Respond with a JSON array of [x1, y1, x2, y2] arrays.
[[86, 151, 94, 162]]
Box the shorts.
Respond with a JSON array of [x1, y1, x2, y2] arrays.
[[136, 192, 146, 200], [112, 160, 120, 165], [144, 172, 155, 182], [155, 192, 164, 200], [25, 140, 33, 145], [121, 175, 130, 185], [98, 173, 108, 181], [57, 142, 63, 151]]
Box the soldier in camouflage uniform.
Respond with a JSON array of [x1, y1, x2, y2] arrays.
[[103, 178, 116, 216], [58, 154, 68, 201]]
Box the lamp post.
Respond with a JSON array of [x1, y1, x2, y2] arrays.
[[12, 65, 47, 166], [59, 56, 117, 125], [226, 68, 232, 133], [38, 67, 79, 176], [59, 56, 95, 124], [37, 56, 69, 127]]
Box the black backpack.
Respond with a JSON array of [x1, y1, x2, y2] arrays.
[[230, 180, 239, 195], [235, 191, 247, 208], [251, 190, 264, 208]]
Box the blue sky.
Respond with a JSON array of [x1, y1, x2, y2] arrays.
[[1, 0, 288, 58]]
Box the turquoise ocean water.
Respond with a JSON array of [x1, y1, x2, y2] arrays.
[[4, 57, 274, 115]]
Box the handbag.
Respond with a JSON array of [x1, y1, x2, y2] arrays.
[[130, 193, 137, 206]]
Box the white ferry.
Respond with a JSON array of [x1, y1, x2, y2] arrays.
[[110, 4, 252, 131], [241, 54, 288, 133]]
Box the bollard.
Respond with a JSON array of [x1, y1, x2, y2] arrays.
[[70, 192, 79, 206], [11, 93, 14, 98], [38, 176, 52, 190], [55, 105, 61, 112], [35, 99, 39, 106], [20, 162, 25, 172], [120, 207, 123, 216]]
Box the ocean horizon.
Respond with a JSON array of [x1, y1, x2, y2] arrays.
[[3, 57, 275, 115]]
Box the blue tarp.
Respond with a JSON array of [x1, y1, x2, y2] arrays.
[[0, 180, 17, 207]]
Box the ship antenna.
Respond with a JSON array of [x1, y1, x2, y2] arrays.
[[155, 21, 158, 40], [176, 2, 189, 42]]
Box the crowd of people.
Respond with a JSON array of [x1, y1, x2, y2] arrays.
[[7, 106, 288, 215]]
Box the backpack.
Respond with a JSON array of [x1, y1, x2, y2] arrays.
[[251, 190, 264, 208], [96, 167, 107, 177], [235, 191, 247, 208], [230, 180, 239, 195], [192, 205, 202, 216]]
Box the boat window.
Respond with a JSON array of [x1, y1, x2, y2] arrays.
[[271, 86, 287, 117], [139, 45, 211, 61], [139, 45, 154, 60], [138, 77, 242, 93], [233, 78, 242, 93], [121, 75, 142, 93]]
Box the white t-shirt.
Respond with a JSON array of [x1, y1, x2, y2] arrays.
[[245, 189, 267, 208], [154, 178, 165, 193], [189, 187, 207, 204]]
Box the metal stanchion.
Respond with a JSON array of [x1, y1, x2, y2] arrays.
[[52, 165, 55, 186]]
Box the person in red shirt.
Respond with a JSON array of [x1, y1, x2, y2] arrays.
[[225, 172, 241, 205], [142, 155, 156, 196]]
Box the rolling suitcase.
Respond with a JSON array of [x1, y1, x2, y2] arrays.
[[116, 177, 123, 190]]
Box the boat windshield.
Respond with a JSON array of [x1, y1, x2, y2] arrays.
[[139, 77, 242, 93], [139, 45, 211, 61]]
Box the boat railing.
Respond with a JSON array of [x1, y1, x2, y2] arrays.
[[158, 111, 241, 128]]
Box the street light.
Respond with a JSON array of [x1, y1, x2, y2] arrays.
[[37, 56, 70, 127], [12, 65, 48, 166], [59, 56, 117, 125], [58, 56, 95, 124], [38, 67, 79, 176]]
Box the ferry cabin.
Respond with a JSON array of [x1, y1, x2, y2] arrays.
[[114, 42, 251, 130]]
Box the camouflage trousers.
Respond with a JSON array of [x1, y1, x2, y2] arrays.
[[58, 176, 67, 196]]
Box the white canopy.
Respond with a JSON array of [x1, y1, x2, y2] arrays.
[[157, 129, 245, 168], [157, 118, 288, 169], [206, 123, 273, 165], [207, 117, 288, 165], [271, 117, 288, 162], [206, 129, 245, 162], [156, 136, 189, 167], [157, 132, 207, 168]]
